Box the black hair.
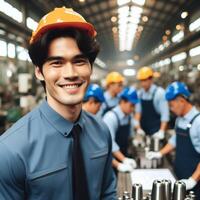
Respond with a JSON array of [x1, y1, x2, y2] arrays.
[[29, 28, 100, 68], [28, 28, 100, 89]]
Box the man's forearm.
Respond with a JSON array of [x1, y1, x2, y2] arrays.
[[191, 162, 200, 182]]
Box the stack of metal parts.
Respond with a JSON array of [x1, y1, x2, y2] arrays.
[[118, 180, 196, 200], [133, 135, 162, 169]]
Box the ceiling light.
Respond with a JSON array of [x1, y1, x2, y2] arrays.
[[142, 16, 148, 22], [172, 31, 184, 43], [165, 29, 171, 35], [126, 59, 134, 66], [138, 26, 143, 32], [117, 0, 131, 6], [176, 24, 182, 30], [112, 27, 118, 33], [179, 65, 184, 71], [171, 52, 187, 63], [79, 0, 85, 2], [123, 69, 136, 76], [181, 11, 188, 19], [197, 64, 200, 71], [132, 0, 146, 6], [189, 45, 200, 57], [111, 16, 117, 22]]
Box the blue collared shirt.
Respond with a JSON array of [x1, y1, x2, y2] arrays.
[[0, 100, 117, 200], [136, 84, 170, 122], [98, 91, 120, 116], [103, 105, 135, 152], [169, 106, 200, 153]]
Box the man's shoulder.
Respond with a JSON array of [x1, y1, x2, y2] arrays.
[[0, 106, 40, 150], [82, 111, 110, 136]]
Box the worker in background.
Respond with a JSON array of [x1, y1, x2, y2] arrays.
[[0, 7, 116, 200], [147, 81, 200, 198], [99, 71, 124, 116], [103, 87, 138, 173], [135, 66, 169, 139], [82, 83, 105, 115]]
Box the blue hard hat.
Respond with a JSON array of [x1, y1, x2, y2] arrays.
[[119, 87, 139, 104], [84, 84, 105, 103], [165, 81, 191, 101]]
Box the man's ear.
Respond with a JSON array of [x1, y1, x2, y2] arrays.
[[35, 66, 44, 81]]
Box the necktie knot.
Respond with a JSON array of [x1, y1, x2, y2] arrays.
[[71, 124, 81, 140]]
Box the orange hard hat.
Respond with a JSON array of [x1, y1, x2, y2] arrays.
[[30, 7, 97, 44], [137, 66, 154, 80], [106, 72, 124, 86]]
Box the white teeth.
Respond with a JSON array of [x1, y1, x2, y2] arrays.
[[64, 84, 79, 89]]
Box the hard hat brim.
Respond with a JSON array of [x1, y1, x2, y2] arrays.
[[30, 22, 97, 44]]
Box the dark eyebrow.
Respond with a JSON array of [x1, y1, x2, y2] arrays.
[[72, 54, 88, 60], [45, 54, 88, 63], [45, 56, 64, 63]]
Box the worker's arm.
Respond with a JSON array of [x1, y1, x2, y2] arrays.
[[160, 121, 168, 131], [112, 150, 125, 162], [191, 162, 200, 182], [160, 143, 175, 155]]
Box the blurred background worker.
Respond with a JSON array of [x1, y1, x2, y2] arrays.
[[83, 84, 105, 115], [147, 81, 200, 199], [99, 71, 124, 116], [103, 87, 138, 173], [135, 66, 169, 139]]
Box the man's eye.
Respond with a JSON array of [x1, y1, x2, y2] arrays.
[[51, 61, 63, 65], [75, 59, 88, 65]]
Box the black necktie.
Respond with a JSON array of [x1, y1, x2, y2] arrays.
[[71, 125, 90, 200]]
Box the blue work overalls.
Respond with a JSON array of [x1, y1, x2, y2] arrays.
[[112, 111, 131, 156], [140, 88, 161, 135], [174, 113, 200, 199]]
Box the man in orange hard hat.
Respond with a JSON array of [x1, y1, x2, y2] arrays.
[[135, 66, 169, 139], [99, 71, 124, 116], [0, 7, 116, 200]]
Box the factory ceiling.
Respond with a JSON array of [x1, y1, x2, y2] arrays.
[[1, 0, 200, 71]]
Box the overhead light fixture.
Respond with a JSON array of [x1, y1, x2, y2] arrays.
[[123, 69, 136, 76], [117, 0, 131, 6], [111, 16, 117, 22], [171, 52, 187, 63], [126, 59, 134, 66], [142, 16, 148, 22], [179, 65, 184, 71], [189, 45, 200, 57], [79, 0, 85, 2], [189, 17, 200, 32], [165, 29, 171, 35], [172, 31, 184, 43], [197, 64, 200, 71], [112, 27, 118, 33], [181, 11, 188, 19], [132, 0, 146, 6], [176, 24, 182, 30]]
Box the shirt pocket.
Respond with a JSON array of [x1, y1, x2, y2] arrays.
[[90, 148, 108, 159], [27, 163, 69, 197]]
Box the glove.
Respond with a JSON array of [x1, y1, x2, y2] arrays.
[[136, 128, 145, 136], [152, 130, 164, 140], [123, 157, 137, 169], [146, 151, 162, 160], [117, 163, 133, 172], [180, 177, 197, 190]]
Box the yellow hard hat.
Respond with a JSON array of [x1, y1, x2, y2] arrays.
[[106, 72, 124, 86], [30, 7, 96, 44], [137, 66, 154, 80]]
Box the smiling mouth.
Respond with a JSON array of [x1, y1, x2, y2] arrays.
[[59, 82, 84, 89]]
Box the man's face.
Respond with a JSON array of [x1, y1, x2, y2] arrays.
[[168, 97, 185, 116], [110, 82, 123, 95], [35, 37, 92, 107], [122, 101, 135, 115], [90, 101, 102, 115], [140, 78, 152, 91]]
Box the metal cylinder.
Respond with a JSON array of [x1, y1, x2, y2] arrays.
[[162, 179, 171, 200], [132, 183, 143, 200], [151, 180, 166, 200], [172, 180, 186, 200]]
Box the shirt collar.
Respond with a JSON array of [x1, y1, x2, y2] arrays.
[[183, 106, 199, 122], [39, 100, 85, 137], [114, 105, 126, 120]]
